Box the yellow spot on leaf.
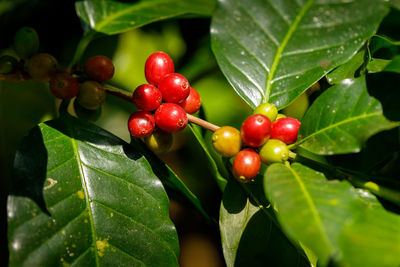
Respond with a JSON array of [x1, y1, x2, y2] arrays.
[[58, 187, 62, 191], [84, 219, 88, 223], [72, 244, 76, 248], [77, 190, 85, 200], [96, 239, 110, 257], [110, 212, 114, 217], [61, 230, 66, 235]]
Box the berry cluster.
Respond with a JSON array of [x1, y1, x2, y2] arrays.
[[128, 51, 201, 153], [1, 27, 114, 114], [212, 103, 300, 183]]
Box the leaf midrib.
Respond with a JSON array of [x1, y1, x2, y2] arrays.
[[297, 112, 381, 146], [287, 165, 332, 252], [70, 130, 100, 266], [263, 0, 314, 103]]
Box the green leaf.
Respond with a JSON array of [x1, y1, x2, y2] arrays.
[[211, 0, 388, 109], [220, 179, 310, 267], [367, 55, 400, 73], [264, 163, 400, 266], [264, 163, 363, 265], [339, 192, 400, 267], [297, 76, 396, 155], [8, 115, 179, 266], [326, 51, 365, 85], [367, 58, 391, 72], [369, 35, 400, 57], [75, 0, 216, 35]]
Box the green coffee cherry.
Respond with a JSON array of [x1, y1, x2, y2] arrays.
[[77, 81, 106, 110], [253, 103, 278, 122], [27, 53, 58, 82], [283, 93, 309, 120], [0, 55, 18, 74], [144, 128, 173, 154], [275, 114, 286, 120], [73, 100, 102, 122], [13, 27, 39, 59], [259, 139, 289, 164]]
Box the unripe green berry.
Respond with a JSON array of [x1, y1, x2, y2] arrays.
[[276, 114, 286, 120], [73, 100, 102, 122], [259, 139, 289, 164], [144, 128, 173, 154], [212, 126, 241, 157], [0, 55, 17, 74], [13, 27, 39, 59], [27, 53, 58, 82], [76, 81, 106, 110], [283, 93, 309, 120], [253, 103, 278, 122]]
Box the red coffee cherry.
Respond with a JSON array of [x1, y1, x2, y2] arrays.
[[270, 117, 301, 145], [145, 51, 174, 86], [128, 111, 155, 138], [155, 103, 188, 133], [232, 148, 261, 182], [49, 71, 79, 100], [240, 114, 272, 147], [132, 84, 162, 111], [84, 55, 114, 82], [158, 73, 190, 104], [179, 87, 201, 114]]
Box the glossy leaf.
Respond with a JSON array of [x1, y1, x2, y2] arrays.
[[339, 192, 400, 267], [369, 35, 400, 58], [264, 163, 400, 266], [211, 0, 388, 109], [220, 179, 310, 267], [326, 51, 364, 85], [75, 0, 216, 35], [8, 115, 179, 266], [264, 163, 362, 265], [298, 77, 396, 155]]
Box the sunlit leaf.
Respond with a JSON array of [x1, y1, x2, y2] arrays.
[[211, 0, 388, 109], [8, 115, 179, 266], [298, 77, 396, 155], [76, 0, 216, 35]]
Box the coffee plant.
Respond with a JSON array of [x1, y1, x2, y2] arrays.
[[2, 0, 400, 266]]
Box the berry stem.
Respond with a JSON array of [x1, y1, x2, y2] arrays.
[[187, 114, 219, 132], [104, 84, 132, 102]]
